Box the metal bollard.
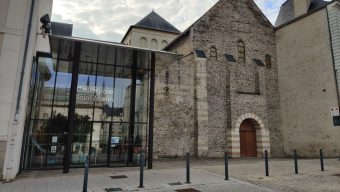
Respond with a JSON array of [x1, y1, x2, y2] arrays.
[[294, 150, 298, 174], [186, 153, 190, 184], [82, 156, 89, 192], [224, 152, 229, 180], [139, 153, 144, 188], [265, 150, 269, 177], [320, 149, 324, 171]]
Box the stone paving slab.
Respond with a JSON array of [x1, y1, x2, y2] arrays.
[[0, 168, 274, 192]]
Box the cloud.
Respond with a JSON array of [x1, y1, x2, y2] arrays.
[[52, 0, 286, 42]]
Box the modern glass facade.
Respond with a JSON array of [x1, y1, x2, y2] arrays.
[[20, 36, 177, 171]]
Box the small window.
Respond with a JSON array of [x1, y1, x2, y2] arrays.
[[237, 40, 245, 63], [151, 39, 158, 50], [161, 40, 168, 48], [210, 46, 217, 60], [140, 37, 147, 48], [265, 55, 272, 69]]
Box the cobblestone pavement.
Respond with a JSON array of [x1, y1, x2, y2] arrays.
[[0, 158, 339, 192], [154, 158, 340, 192], [0, 168, 274, 192]]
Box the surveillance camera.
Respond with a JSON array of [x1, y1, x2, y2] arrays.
[[40, 14, 50, 24]]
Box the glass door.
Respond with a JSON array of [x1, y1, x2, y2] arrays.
[[109, 123, 129, 166]]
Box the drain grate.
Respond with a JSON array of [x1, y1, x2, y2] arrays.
[[168, 182, 183, 186], [175, 188, 200, 192], [104, 188, 124, 192], [109, 175, 128, 179]]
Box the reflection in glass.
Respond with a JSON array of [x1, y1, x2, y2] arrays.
[[72, 119, 92, 166], [31, 57, 56, 120], [94, 64, 115, 122], [110, 123, 129, 166], [76, 62, 97, 120], [114, 67, 132, 122], [90, 123, 109, 166]]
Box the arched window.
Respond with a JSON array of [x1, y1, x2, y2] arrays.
[[161, 40, 168, 48], [265, 55, 272, 69], [140, 37, 147, 48], [210, 46, 217, 60], [238, 40, 245, 63], [151, 39, 158, 50]]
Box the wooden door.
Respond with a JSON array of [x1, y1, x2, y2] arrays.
[[240, 119, 257, 157]]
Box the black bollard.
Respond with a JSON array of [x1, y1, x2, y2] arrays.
[[294, 150, 298, 174], [186, 153, 190, 184], [82, 156, 89, 192], [265, 150, 269, 177], [139, 153, 144, 188], [224, 152, 229, 180], [320, 149, 324, 171]]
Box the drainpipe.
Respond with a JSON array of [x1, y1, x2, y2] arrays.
[[326, 5, 340, 107], [14, 0, 36, 122]]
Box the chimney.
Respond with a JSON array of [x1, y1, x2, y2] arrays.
[[293, 0, 311, 17]]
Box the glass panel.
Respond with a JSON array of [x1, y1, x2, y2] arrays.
[[31, 57, 56, 120], [71, 120, 92, 166], [98, 45, 116, 65], [110, 123, 129, 166], [52, 60, 73, 118], [90, 123, 109, 166], [116, 47, 132, 67], [132, 124, 147, 165], [80, 43, 98, 62], [113, 67, 132, 122], [136, 51, 150, 69], [50, 38, 59, 59], [135, 69, 149, 123], [46, 114, 67, 168], [75, 62, 97, 121], [93, 64, 115, 122], [58, 39, 74, 60], [25, 120, 49, 169]]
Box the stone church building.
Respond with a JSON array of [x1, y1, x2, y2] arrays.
[[153, 0, 285, 158]]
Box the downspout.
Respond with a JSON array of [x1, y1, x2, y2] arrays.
[[14, 0, 36, 122], [326, 5, 340, 107]]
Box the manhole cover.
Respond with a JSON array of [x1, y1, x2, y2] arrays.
[[104, 188, 124, 192], [175, 188, 200, 192], [168, 182, 183, 186], [109, 175, 128, 179]]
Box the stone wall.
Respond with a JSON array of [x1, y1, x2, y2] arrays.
[[153, 52, 196, 158], [164, 0, 285, 157]]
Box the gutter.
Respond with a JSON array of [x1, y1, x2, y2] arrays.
[[14, 0, 36, 121]]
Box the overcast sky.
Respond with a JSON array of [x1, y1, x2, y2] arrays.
[[51, 0, 287, 42]]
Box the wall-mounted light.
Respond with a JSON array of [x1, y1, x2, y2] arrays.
[[40, 14, 51, 38]]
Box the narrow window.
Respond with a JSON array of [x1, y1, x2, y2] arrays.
[[140, 37, 147, 48], [151, 39, 158, 50], [238, 40, 245, 63], [265, 55, 272, 69], [161, 40, 168, 48], [210, 46, 217, 60]]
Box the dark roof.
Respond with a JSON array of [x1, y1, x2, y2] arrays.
[[121, 11, 180, 43], [275, 0, 329, 27], [135, 11, 181, 34], [51, 22, 73, 36]]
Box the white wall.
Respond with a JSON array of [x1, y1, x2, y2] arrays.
[[0, 0, 53, 180], [276, 9, 340, 157]]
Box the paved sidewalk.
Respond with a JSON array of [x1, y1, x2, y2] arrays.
[[0, 168, 274, 192]]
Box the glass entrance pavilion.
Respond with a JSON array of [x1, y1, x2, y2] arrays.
[[21, 35, 178, 172]]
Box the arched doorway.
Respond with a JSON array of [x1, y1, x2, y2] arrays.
[[240, 119, 257, 157]]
